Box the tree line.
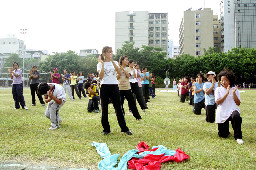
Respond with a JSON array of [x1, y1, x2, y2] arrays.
[[2, 42, 255, 87]]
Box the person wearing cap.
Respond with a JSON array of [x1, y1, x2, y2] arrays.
[[193, 73, 205, 115], [29, 66, 45, 106], [51, 68, 60, 84], [203, 71, 219, 123]]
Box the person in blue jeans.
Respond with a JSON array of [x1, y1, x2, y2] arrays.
[[193, 73, 205, 115], [8, 62, 28, 110], [77, 71, 87, 98]]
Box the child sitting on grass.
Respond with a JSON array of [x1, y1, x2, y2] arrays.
[[38, 83, 66, 130], [84, 80, 100, 113]]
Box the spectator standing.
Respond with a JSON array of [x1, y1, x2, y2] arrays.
[[8, 62, 28, 110], [29, 66, 45, 106], [180, 77, 189, 103]]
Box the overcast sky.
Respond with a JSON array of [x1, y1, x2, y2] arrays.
[[0, 0, 221, 54]]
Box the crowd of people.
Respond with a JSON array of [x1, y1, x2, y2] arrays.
[[7, 46, 244, 144], [176, 70, 244, 144]]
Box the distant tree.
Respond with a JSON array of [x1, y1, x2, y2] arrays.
[[2, 54, 22, 72], [80, 55, 98, 74]]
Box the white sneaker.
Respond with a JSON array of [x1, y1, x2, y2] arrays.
[[237, 139, 244, 144], [23, 106, 28, 110], [42, 104, 45, 106], [49, 126, 59, 130]]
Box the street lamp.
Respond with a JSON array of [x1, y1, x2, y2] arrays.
[[20, 28, 27, 83]]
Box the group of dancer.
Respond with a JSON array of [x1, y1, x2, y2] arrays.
[[8, 46, 244, 143], [177, 70, 244, 144], [8, 46, 155, 135]]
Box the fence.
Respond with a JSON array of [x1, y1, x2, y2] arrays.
[[0, 73, 52, 87]]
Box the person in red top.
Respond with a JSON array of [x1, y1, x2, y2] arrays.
[[180, 77, 189, 103], [51, 68, 60, 84], [151, 73, 156, 97]]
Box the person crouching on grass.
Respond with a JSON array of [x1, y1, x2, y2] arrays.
[[215, 69, 244, 144], [38, 83, 66, 130], [84, 80, 100, 113]]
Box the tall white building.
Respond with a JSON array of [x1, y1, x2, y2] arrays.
[[220, 0, 256, 52], [115, 11, 168, 54], [0, 38, 26, 56]]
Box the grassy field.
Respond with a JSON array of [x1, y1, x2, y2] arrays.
[[0, 88, 255, 169]]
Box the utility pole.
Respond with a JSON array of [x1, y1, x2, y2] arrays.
[[20, 28, 27, 85]]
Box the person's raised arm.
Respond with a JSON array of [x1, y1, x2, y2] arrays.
[[215, 85, 230, 105], [232, 86, 240, 106]]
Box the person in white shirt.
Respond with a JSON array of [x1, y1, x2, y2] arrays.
[[128, 60, 148, 111], [215, 69, 243, 144], [97, 46, 132, 135], [38, 83, 66, 130]]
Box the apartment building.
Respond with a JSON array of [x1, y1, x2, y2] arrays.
[[179, 8, 220, 56], [220, 0, 256, 52], [115, 11, 168, 53]]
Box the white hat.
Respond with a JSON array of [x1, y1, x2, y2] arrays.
[[207, 71, 216, 76]]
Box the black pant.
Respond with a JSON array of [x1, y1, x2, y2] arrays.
[[193, 99, 205, 115], [152, 84, 155, 96], [218, 110, 242, 139], [87, 96, 100, 112], [120, 90, 142, 120], [100, 85, 129, 133], [78, 83, 86, 97], [71, 84, 80, 99], [205, 104, 216, 123], [12, 84, 26, 109], [180, 94, 186, 103], [30, 83, 45, 105], [142, 84, 149, 102], [130, 83, 147, 110], [189, 95, 194, 105]]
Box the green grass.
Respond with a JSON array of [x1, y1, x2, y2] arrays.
[[0, 88, 255, 169]]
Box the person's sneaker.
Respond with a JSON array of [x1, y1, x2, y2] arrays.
[[23, 106, 28, 110], [14, 107, 19, 110], [237, 139, 244, 144], [32, 104, 36, 106], [122, 131, 133, 135], [94, 109, 99, 113], [49, 126, 59, 130], [102, 131, 111, 135]]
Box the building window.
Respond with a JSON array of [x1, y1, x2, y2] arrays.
[[130, 37, 133, 42], [213, 25, 218, 28], [196, 29, 200, 33], [238, 4, 240, 7], [129, 16, 134, 22], [196, 36, 200, 40], [214, 44, 219, 47], [162, 40, 166, 44], [156, 40, 160, 44], [130, 23, 134, 29], [155, 20, 160, 24], [196, 22, 200, 25], [195, 14, 200, 18], [161, 32, 167, 36], [149, 33, 154, 37], [3, 42, 5, 44], [149, 21, 154, 24], [244, 4, 247, 7], [196, 51, 200, 55], [162, 20, 166, 24], [156, 33, 160, 37], [9, 42, 11, 44], [162, 27, 166, 31], [214, 37, 218, 40], [149, 27, 154, 31], [196, 43, 200, 47], [155, 27, 160, 31], [149, 40, 154, 44], [214, 31, 218, 34]]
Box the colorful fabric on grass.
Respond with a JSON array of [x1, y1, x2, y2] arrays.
[[91, 141, 189, 170]]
